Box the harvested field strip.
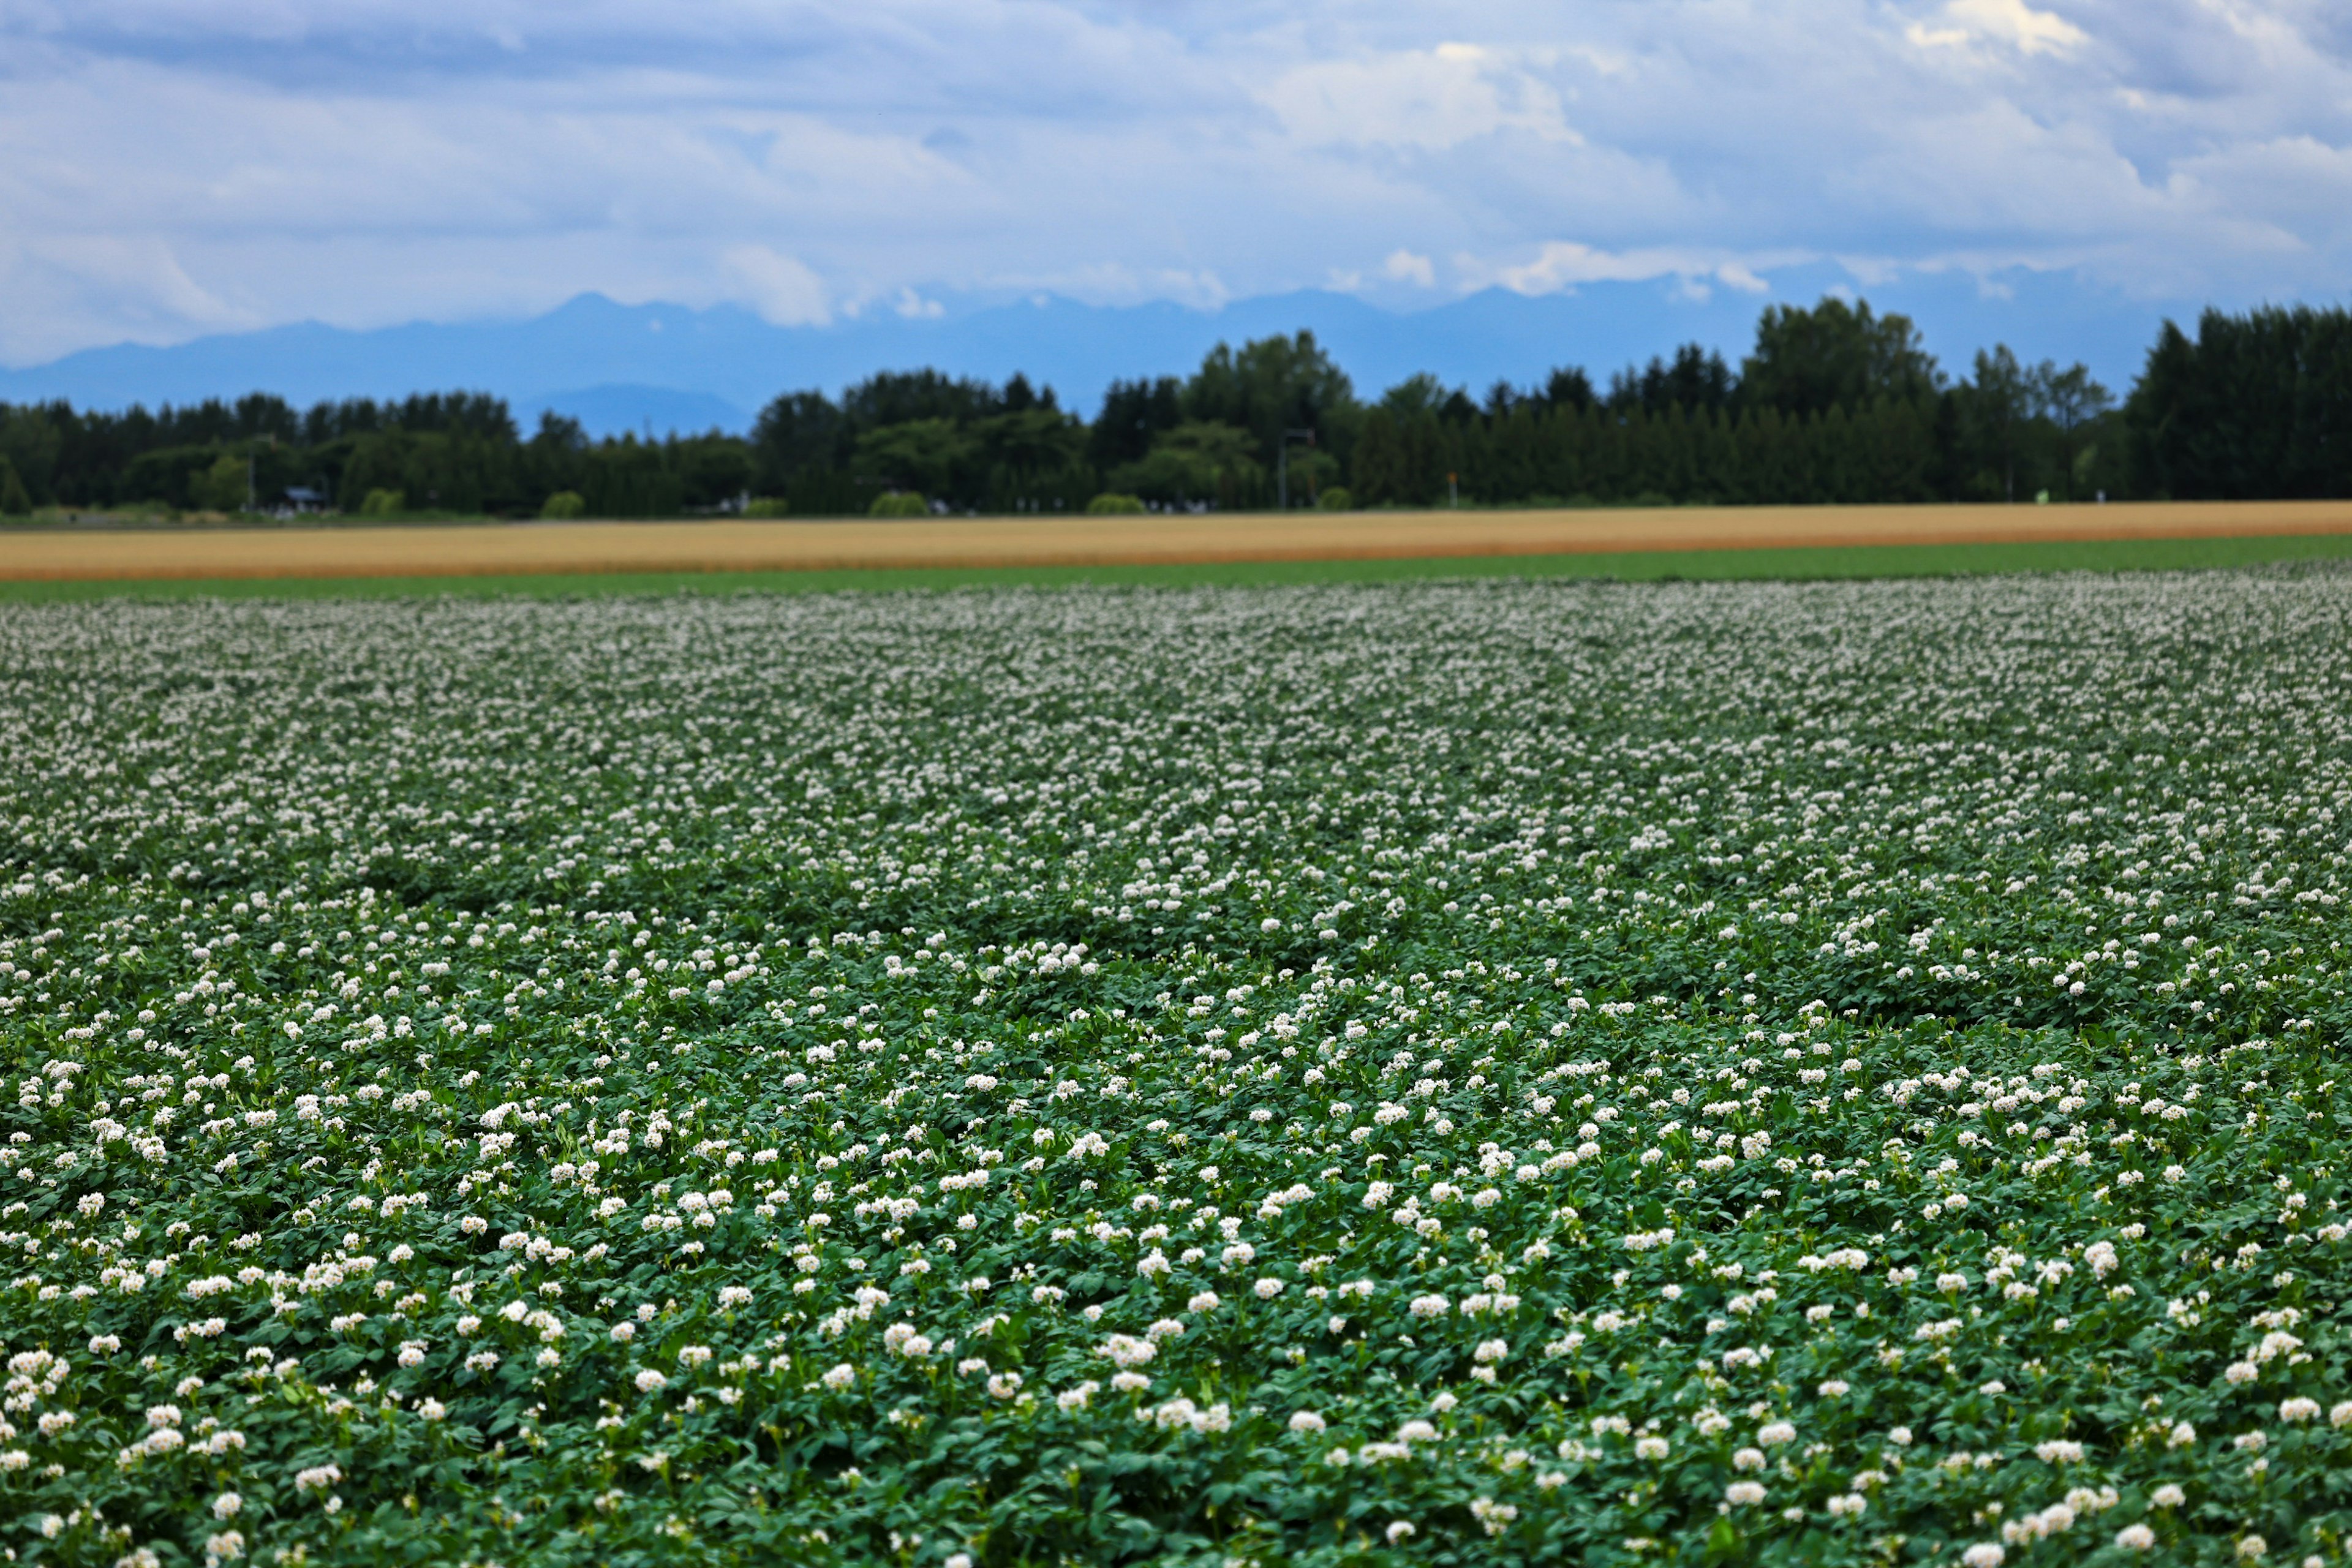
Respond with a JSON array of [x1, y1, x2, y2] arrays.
[[4, 499, 2352, 583], [7, 529, 2352, 601]]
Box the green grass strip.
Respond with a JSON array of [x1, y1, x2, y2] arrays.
[[6, 529, 2352, 601]]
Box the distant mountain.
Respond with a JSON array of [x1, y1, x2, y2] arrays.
[[0, 267, 2168, 436]]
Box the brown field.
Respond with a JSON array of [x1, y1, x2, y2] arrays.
[[4, 500, 2352, 581]]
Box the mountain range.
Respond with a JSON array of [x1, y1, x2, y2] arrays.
[[0, 265, 2177, 437]]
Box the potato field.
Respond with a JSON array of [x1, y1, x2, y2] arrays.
[[2, 571, 2351, 1567]]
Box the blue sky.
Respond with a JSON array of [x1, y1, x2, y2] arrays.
[[1, 0, 2346, 369]]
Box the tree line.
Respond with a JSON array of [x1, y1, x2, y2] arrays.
[[0, 296, 2345, 519]]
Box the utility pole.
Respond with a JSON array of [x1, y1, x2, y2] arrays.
[[1278, 428, 1316, 510]]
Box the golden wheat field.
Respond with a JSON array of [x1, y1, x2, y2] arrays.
[[2, 499, 2351, 580]]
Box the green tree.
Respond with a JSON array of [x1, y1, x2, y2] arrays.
[[1354, 375, 1477, 506], [1961, 345, 2034, 502], [2036, 363, 2113, 500], [1482, 402, 1549, 502], [579, 437, 684, 518], [1543, 366, 1598, 412], [674, 437, 755, 510], [854, 420, 977, 498], [842, 371, 999, 430], [999, 371, 1052, 413], [973, 407, 1085, 475], [750, 391, 849, 492], [382, 391, 516, 440], [0, 405, 62, 505], [1107, 421, 1262, 509], [1376, 374, 1450, 419], [540, 491, 587, 519], [1851, 398, 1936, 503], [1352, 406, 1458, 507], [526, 413, 589, 505], [194, 453, 248, 513], [1351, 409, 1405, 507], [973, 407, 1090, 513], [1088, 378, 1183, 470], [1730, 406, 1801, 504], [1608, 344, 1735, 417], [335, 428, 511, 514], [0, 455, 29, 516], [2125, 306, 2352, 500], [1184, 333, 1361, 476], [1743, 297, 1942, 417]]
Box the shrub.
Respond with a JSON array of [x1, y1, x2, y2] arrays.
[[357, 488, 406, 518], [1316, 486, 1352, 511], [540, 491, 587, 520], [742, 497, 791, 519], [1085, 492, 1147, 515], [869, 491, 930, 519]]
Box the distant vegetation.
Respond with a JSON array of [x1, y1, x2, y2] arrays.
[[0, 300, 2345, 521]]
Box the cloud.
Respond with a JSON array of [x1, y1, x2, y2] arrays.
[[1261, 43, 1577, 151], [720, 245, 831, 326], [1381, 249, 1436, 287], [0, 232, 252, 362], [0, 0, 2347, 366], [1908, 0, 2090, 56], [892, 287, 944, 320], [969, 263, 1231, 312], [1471, 241, 1777, 300]]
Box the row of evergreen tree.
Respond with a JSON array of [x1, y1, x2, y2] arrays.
[[0, 297, 2344, 518]]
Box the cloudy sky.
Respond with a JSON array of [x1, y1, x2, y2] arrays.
[[0, 0, 2346, 365]]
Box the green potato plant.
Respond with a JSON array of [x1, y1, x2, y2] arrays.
[[0, 571, 2349, 1566]]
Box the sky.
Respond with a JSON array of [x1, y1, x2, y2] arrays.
[[0, 0, 2347, 370]]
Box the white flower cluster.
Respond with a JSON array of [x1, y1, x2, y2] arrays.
[[0, 575, 2347, 1560]]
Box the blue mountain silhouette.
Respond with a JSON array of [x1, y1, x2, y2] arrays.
[[0, 268, 2164, 437]]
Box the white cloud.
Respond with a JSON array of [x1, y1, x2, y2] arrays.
[[1472, 241, 1777, 299], [0, 0, 2346, 364], [974, 263, 1232, 312], [1381, 249, 1436, 287], [0, 233, 252, 361], [1908, 0, 2090, 56], [720, 245, 831, 326], [1261, 43, 1577, 151]]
